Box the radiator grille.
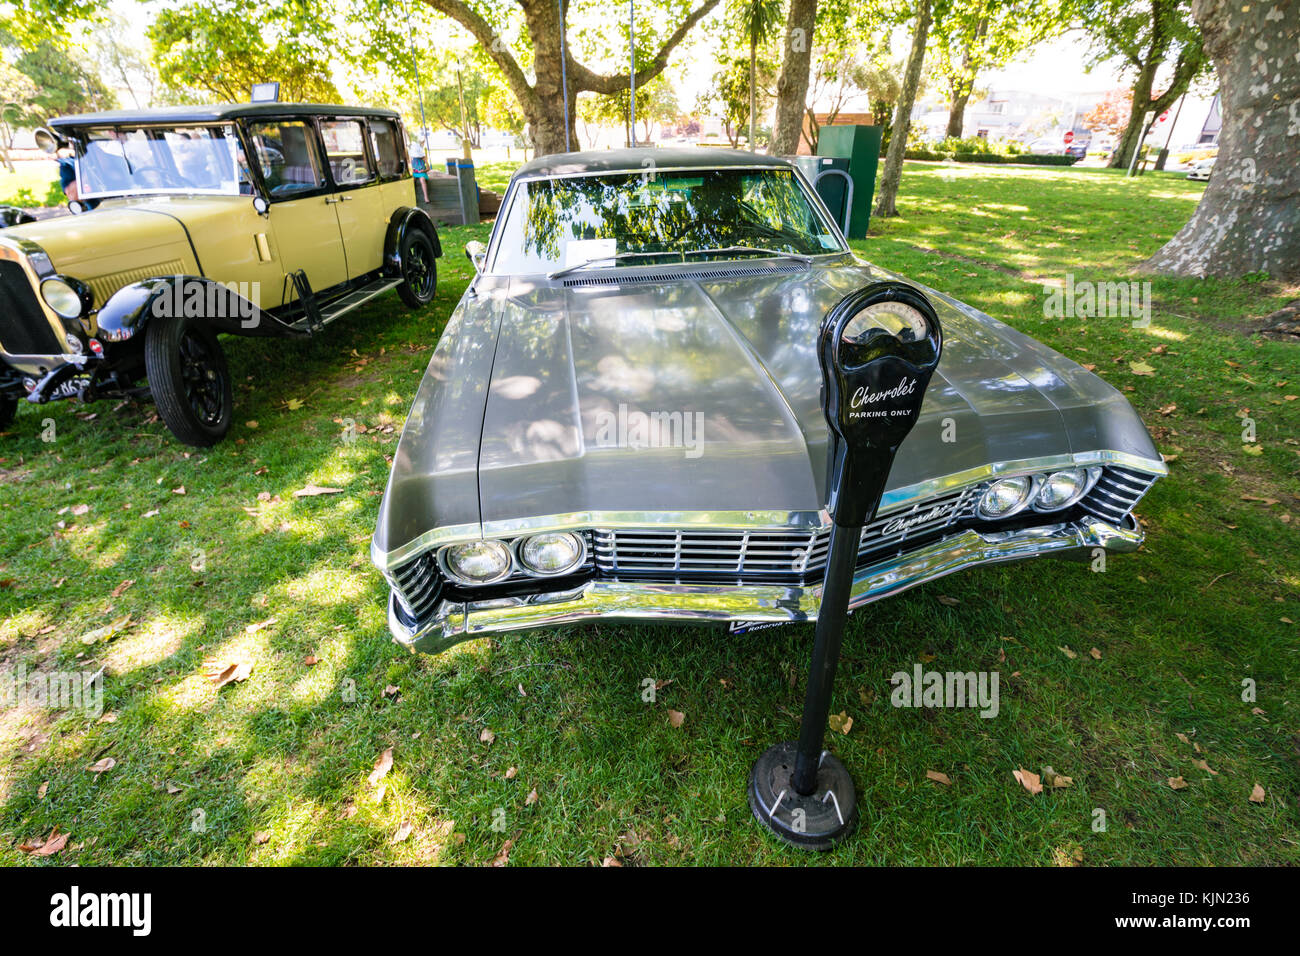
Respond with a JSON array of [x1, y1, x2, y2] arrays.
[[0, 259, 61, 355], [389, 553, 442, 622], [593, 486, 979, 579], [1080, 465, 1157, 524]]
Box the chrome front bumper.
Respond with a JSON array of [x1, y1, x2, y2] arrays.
[[387, 515, 1143, 655]]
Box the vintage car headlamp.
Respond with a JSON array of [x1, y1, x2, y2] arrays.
[[517, 532, 584, 576], [439, 539, 513, 585], [40, 276, 92, 320], [978, 475, 1035, 518], [1033, 468, 1092, 511]]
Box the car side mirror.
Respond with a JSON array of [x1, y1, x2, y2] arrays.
[[252, 195, 269, 216], [465, 240, 486, 273], [66, 199, 88, 216], [34, 127, 61, 154]]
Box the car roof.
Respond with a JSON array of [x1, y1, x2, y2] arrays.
[[49, 102, 400, 128], [512, 147, 795, 180]]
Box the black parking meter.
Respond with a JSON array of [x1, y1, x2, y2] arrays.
[[749, 280, 943, 850]]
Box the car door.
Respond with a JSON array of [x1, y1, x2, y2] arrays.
[[318, 117, 387, 280], [246, 118, 349, 304]]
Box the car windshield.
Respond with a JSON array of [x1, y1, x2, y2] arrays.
[[490, 166, 845, 275], [75, 124, 247, 198]]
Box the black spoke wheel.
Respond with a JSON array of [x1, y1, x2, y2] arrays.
[[397, 229, 437, 307], [145, 313, 233, 447]]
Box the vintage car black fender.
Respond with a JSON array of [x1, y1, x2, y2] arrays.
[[383, 206, 442, 279], [95, 276, 304, 345]]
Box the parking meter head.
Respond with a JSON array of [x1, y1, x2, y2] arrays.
[[819, 281, 943, 527]]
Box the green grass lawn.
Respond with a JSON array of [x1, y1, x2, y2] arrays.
[[0, 161, 62, 207], [2, 163, 1296, 866]]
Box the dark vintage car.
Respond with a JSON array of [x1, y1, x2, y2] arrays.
[[0, 103, 440, 446], [370, 149, 1166, 654]]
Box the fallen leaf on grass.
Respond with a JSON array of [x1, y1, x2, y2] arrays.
[[491, 837, 514, 867], [667, 709, 685, 728], [293, 484, 343, 497], [1059, 645, 1078, 659], [1194, 759, 1219, 776], [936, 594, 960, 606], [1168, 776, 1189, 791], [110, 578, 134, 598], [1042, 766, 1073, 788], [525, 788, 538, 806], [303, 655, 318, 666], [391, 822, 413, 844], [208, 659, 252, 688], [383, 684, 400, 698], [505, 766, 517, 780], [253, 831, 270, 845], [1249, 783, 1266, 804], [19, 828, 69, 856], [71, 504, 89, 516], [244, 617, 277, 634], [37, 781, 48, 799], [926, 770, 952, 786], [479, 727, 496, 744], [1129, 360, 1156, 376], [284, 398, 305, 411], [828, 711, 853, 734], [1089, 647, 1102, 660], [87, 757, 116, 774], [171, 486, 185, 495], [1013, 768, 1043, 795], [79, 614, 133, 645], [368, 747, 394, 786], [601, 856, 623, 867]]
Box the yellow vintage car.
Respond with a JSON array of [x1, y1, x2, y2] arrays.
[[0, 103, 440, 446]]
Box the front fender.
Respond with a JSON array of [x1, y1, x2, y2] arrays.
[[383, 206, 441, 278], [96, 276, 304, 341]]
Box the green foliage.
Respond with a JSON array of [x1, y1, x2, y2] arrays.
[[0, 30, 116, 124], [699, 54, 776, 147], [932, 0, 1068, 107], [148, 0, 340, 104]]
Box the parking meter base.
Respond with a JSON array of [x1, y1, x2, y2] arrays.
[[748, 741, 858, 851]]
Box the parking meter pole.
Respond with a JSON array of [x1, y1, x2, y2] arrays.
[[791, 521, 860, 795], [749, 280, 943, 851]]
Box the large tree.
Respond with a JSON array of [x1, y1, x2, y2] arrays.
[[874, 0, 932, 218], [422, 0, 722, 156], [934, 0, 1064, 139], [148, 0, 340, 103], [1075, 0, 1206, 169], [770, 0, 817, 154], [1143, 0, 1300, 281], [732, 0, 783, 152]]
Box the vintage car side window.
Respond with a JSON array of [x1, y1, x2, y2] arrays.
[[247, 120, 327, 199], [367, 118, 405, 179], [319, 119, 376, 187]]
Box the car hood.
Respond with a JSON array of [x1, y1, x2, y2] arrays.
[[374, 257, 1163, 560]]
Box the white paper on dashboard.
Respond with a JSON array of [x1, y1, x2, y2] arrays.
[[564, 237, 617, 268]]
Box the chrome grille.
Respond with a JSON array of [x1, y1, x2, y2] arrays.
[[594, 487, 978, 579], [389, 553, 442, 622], [1080, 466, 1157, 524]]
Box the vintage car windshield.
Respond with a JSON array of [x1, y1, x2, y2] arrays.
[[75, 124, 247, 198], [490, 166, 845, 275]]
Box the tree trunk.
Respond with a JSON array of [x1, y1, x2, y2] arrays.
[[771, 0, 817, 155], [874, 0, 932, 218], [945, 84, 971, 139], [1110, 60, 1158, 169], [1143, 0, 1300, 281]]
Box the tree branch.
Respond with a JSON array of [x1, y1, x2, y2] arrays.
[[420, 0, 538, 110], [572, 0, 724, 94]]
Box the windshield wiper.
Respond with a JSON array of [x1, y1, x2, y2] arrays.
[[548, 250, 684, 279], [682, 246, 812, 266]]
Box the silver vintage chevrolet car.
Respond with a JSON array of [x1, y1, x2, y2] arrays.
[[371, 149, 1166, 654]]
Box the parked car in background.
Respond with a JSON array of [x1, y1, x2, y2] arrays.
[[371, 148, 1166, 655], [0, 103, 440, 445], [1187, 157, 1215, 181]]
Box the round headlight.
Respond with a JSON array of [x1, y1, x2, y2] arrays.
[[518, 532, 584, 575], [978, 475, 1034, 518], [1034, 468, 1090, 511], [40, 276, 87, 319], [440, 539, 512, 585]]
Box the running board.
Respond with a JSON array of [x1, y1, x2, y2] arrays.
[[288, 278, 401, 333]]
